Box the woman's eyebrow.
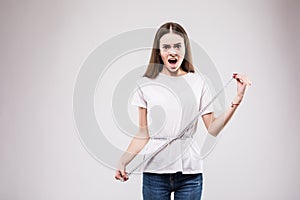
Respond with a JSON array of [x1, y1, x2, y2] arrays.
[[162, 42, 182, 46]]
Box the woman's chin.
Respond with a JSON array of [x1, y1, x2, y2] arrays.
[[167, 65, 179, 72]]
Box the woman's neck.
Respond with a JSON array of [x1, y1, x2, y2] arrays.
[[161, 67, 187, 77]]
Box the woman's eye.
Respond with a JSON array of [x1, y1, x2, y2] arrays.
[[174, 44, 181, 49], [162, 45, 170, 49]]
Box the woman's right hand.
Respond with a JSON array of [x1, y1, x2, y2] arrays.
[[115, 163, 129, 182]]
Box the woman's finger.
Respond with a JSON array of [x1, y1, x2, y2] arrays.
[[115, 171, 122, 180], [238, 74, 251, 85], [115, 170, 129, 182], [233, 73, 252, 86], [121, 170, 129, 181]]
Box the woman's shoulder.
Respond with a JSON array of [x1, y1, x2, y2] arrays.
[[135, 75, 154, 86], [186, 71, 206, 82]]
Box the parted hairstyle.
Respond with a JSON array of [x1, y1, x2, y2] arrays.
[[143, 22, 195, 79]]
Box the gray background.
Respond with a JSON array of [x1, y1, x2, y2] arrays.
[[0, 0, 299, 199]]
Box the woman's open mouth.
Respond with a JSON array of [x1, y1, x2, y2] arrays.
[[168, 58, 178, 66]]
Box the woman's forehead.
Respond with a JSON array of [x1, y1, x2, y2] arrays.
[[160, 33, 184, 45]]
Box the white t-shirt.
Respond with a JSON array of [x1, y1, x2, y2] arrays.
[[130, 72, 213, 174]]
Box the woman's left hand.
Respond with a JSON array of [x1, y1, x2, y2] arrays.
[[233, 73, 252, 101]]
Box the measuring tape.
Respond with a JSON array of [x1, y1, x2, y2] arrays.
[[119, 74, 236, 182]]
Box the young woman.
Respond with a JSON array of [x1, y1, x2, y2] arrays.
[[115, 22, 251, 200]]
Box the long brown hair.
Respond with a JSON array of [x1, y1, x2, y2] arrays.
[[143, 22, 195, 79]]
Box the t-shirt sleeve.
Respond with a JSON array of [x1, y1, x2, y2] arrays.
[[130, 83, 147, 108], [199, 80, 214, 115]]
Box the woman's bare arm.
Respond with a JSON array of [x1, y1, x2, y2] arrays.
[[202, 74, 251, 137], [115, 107, 149, 181]]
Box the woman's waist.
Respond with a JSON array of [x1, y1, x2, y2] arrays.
[[150, 135, 194, 140]]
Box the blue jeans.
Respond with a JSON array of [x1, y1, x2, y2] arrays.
[[142, 172, 203, 200]]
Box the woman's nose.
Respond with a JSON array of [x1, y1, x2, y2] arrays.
[[168, 48, 176, 55]]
